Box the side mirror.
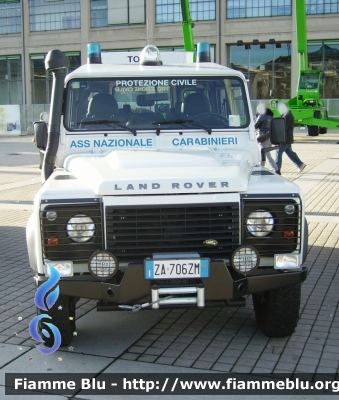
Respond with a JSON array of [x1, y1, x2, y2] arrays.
[[270, 117, 286, 145], [33, 121, 48, 149]]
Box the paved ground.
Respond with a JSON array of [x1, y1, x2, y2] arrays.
[[0, 130, 338, 399]]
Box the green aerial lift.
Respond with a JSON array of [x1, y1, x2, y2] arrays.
[[180, 0, 195, 53], [270, 0, 339, 135]]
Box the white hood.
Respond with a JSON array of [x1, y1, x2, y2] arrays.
[[64, 149, 251, 195]]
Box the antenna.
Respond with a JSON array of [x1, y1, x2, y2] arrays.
[[146, 18, 150, 45]]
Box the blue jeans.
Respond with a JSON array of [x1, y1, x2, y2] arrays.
[[260, 138, 278, 171], [276, 144, 303, 171]]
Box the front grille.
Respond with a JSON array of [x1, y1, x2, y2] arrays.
[[41, 203, 103, 261], [242, 197, 302, 255], [105, 203, 240, 263]]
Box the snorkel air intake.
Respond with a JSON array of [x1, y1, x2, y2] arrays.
[[42, 50, 69, 183]]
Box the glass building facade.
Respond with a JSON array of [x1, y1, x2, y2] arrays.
[[91, 0, 146, 28], [30, 52, 81, 104], [308, 41, 339, 98], [0, 55, 22, 105], [0, 0, 338, 106], [30, 0, 80, 31], [229, 40, 339, 99], [0, 0, 21, 35], [230, 42, 292, 99], [226, 0, 339, 18], [227, 0, 291, 19], [156, 0, 215, 23], [306, 0, 339, 14]]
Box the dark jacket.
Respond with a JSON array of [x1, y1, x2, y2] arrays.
[[283, 110, 295, 144], [255, 109, 273, 143]]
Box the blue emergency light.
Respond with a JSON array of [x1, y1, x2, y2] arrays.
[[197, 42, 211, 63], [87, 43, 102, 64]]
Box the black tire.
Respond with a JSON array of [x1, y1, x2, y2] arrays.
[[307, 125, 319, 136], [311, 111, 327, 135], [38, 295, 76, 347], [252, 283, 301, 337]]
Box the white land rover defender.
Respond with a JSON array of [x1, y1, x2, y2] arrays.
[[27, 43, 308, 346]]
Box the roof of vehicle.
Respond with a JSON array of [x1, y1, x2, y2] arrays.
[[65, 62, 247, 82]]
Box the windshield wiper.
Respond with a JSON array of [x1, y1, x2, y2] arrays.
[[153, 119, 211, 134], [79, 119, 137, 136], [155, 119, 194, 125]]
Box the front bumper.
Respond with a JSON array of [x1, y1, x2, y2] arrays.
[[34, 261, 307, 307]]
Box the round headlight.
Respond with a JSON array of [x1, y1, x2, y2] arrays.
[[246, 209, 274, 237], [284, 204, 295, 214], [66, 214, 95, 243], [46, 210, 57, 221], [231, 245, 259, 275], [89, 251, 118, 280]]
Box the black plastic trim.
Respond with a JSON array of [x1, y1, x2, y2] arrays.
[[34, 263, 308, 304], [302, 217, 308, 264], [41, 198, 101, 204], [241, 194, 300, 199]]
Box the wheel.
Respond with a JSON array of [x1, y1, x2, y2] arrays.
[[38, 295, 76, 347], [309, 110, 327, 135], [307, 125, 319, 136], [252, 283, 301, 337], [194, 112, 229, 124], [319, 110, 328, 134]]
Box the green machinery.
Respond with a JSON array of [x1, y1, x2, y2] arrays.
[[179, 0, 339, 135], [180, 0, 195, 53], [270, 0, 339, 135]]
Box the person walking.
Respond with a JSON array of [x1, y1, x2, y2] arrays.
[[255, 104, 278, 172], [275, 103, 306, 175]]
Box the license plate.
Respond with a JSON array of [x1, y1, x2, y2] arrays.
[[144, 259, 209, 280]]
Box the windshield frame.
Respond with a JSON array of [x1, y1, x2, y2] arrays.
[[64, 75, 251, 133]]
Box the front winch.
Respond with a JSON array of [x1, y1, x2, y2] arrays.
[[151, 283, 205, 309]]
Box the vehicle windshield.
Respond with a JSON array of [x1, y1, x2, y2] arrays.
[[64, 76, 250, 132], [299, 73, 320, 90]]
